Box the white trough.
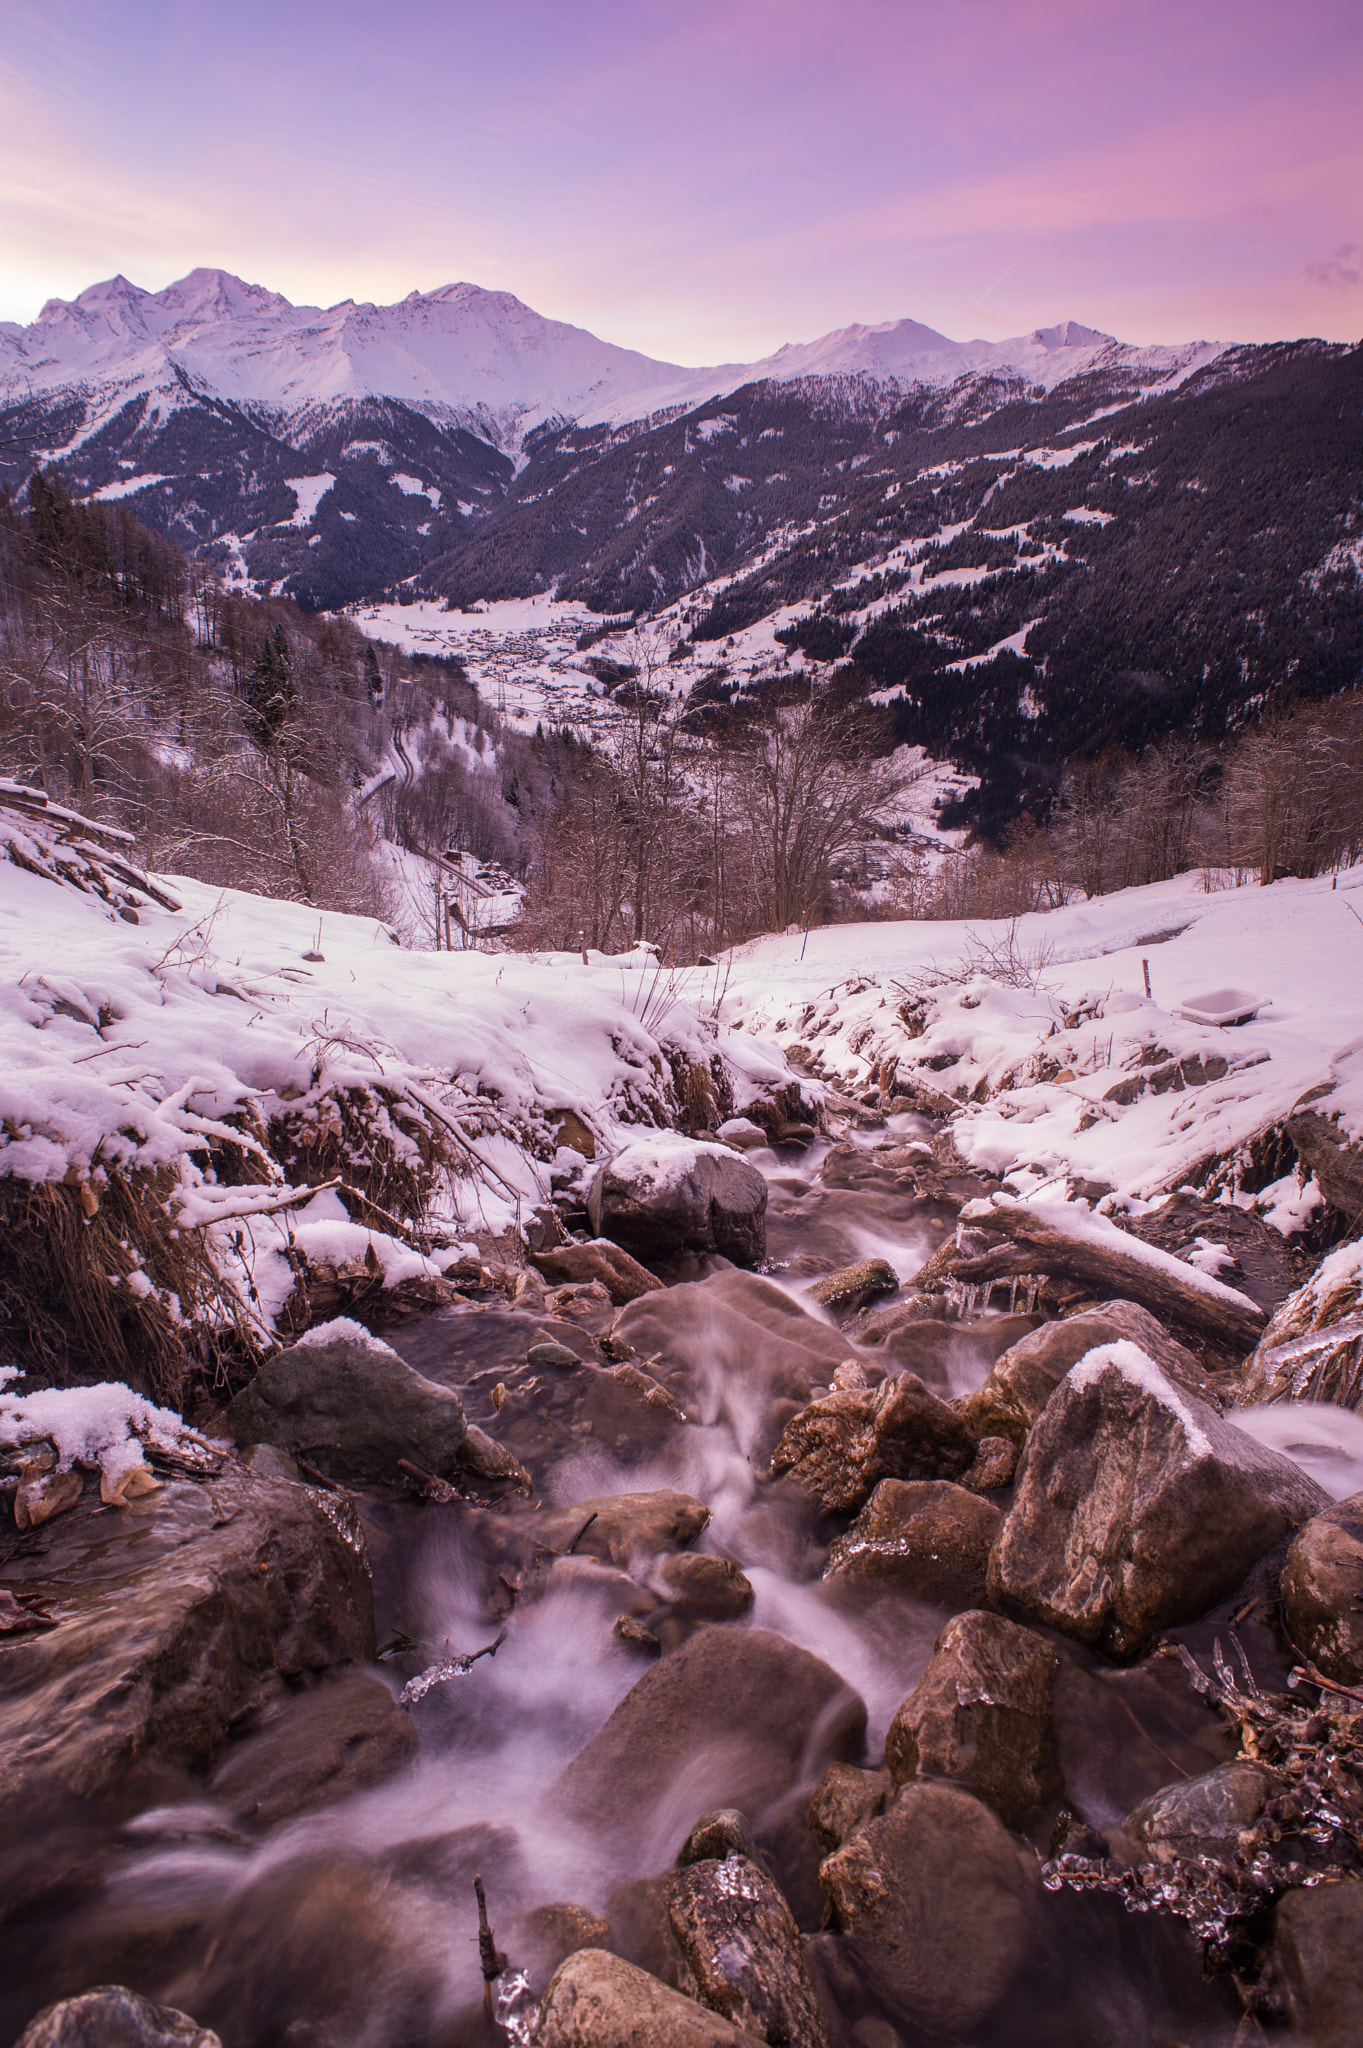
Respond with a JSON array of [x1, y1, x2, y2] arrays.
[[1177, 987, 1271, 1027]]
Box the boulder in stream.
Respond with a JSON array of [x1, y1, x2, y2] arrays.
[[1125, 1761, 1271, 1865], [14, 1988, 221, 2048], [824, 1479, 1001, 1609], [587, 1134, 768, 1266], [1280, 1491, 1363, 1684], [225, 1319, 468, 1486], [958, 1299, 1222, 1447], [538, 1949, 764, 2047], [885, 1610, 1061, 1832], [528, 1237, 665, 1305], [771, 1374, 976, 1516], [669, 1853, 828, 2046], [555, 1626, 866, 1864], [1272, 1879, 1363, 2048], [0, 1464, 374, 1812], [533, 1489, 711, 1570], [807, 1762, 891, 1853], [989, 1342, 1329, 1657], [819, 1780, 1042, 2038], [206, 1668, 416, 1831]]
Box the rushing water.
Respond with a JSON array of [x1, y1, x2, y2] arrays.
[[0, 1118, 1320, 2045]]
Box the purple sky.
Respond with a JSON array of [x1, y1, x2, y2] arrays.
[[2, 0, 1360, 359]]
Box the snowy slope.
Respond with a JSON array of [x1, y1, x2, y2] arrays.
[[0, 269, 1223, 440], [719, 870, 1363, 1205]]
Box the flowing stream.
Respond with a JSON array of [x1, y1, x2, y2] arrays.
[[1, 1113, 1328, 2046]]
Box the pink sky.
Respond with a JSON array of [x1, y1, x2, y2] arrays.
[[1, 0, 1359, 360]]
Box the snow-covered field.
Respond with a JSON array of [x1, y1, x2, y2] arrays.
[[3, 770, 1356, 1358], [719, 868, 1363, 1208], [0, 806, 785, 1341]]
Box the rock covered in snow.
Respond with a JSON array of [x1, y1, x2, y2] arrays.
[[225, 1317, 468, 1485], [1280, 1491, 1363, 1684], [959, 1298, 1222, 1446], [885, 1610, 1061, 1832], [989, 1342, 1329, 1656], [587, 1133, 768, 1266]]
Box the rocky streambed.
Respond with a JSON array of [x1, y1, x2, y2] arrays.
[[4, 1111, 1363, 2048]]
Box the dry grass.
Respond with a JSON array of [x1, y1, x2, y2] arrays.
[[0, 1168, 254, 1409]]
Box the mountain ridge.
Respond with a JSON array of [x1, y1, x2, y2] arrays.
[[1, 267, 1223, 440]]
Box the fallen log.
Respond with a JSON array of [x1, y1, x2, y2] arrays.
[[913, 1195, 1267, 1354]]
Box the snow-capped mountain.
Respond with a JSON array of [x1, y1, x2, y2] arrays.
[[0, 268, 1220, 439]]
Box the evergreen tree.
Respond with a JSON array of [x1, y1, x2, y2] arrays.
[[241, 625, 297, 746]]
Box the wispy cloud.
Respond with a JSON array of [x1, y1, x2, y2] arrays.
[[1305, 244, 1362, 291]]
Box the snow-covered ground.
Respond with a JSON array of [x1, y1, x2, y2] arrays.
[[5, 772, 1356, 1362], [717, 869, 1363, 1207], [0, 806, 786, 1341]]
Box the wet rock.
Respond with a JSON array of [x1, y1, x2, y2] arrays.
[[771, 1374, 977, 1517], [1272, 1879, 1363, 2048], [588, 1134, 768, 1266], [1125, 1761, 1271, 1864], [239, 1442, 301, 1482], [529, 1237, 665, 1305], [604, 1873, 696, 1992], [1050, 1649, 1235, 1824], [528, 1337, 583, 1368], [517, 1903, 613, 1989], [959, 1435, 1018, 1491], [0, 1466, 373, 1810], [206, 1668, 416, 1831], [534, 1489, 711, 1570], [819, 1781, 1042, 2038], [555, 1627, 867, 1863], [885, 1610, 1061, 1832], [669, 1853, 828, 2046], [807, 1260, 899, 1315], [1280, 1492, 1363, 1684], [679, 1808, 759, 1866], [654, 1551, 755, 1621], [378, 1817, 525, 1902], [168, 1848, 454, 2048], [225, 1321, 467, 1486], [989, 1343, 1328, 1657], [824, 1479, 1001, 1609], [14, 1987, 221, 2048], [538, 1949, 763, 2046], [615, 1614, 662, 1653], [808, 1762, 891, 1853], [959, 1300, 1222, 1447], [613, 1269, 853, 1423]]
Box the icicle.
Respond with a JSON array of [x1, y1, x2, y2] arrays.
[[1008, 1276, 1020, 1314], [1025, 1276, 1040, 1313]]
